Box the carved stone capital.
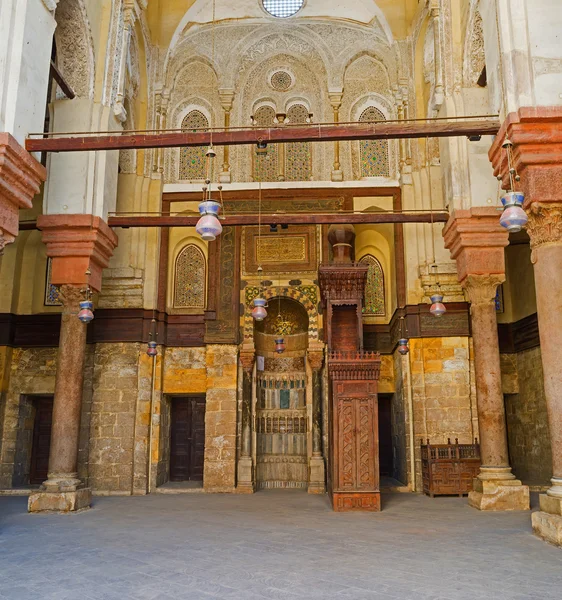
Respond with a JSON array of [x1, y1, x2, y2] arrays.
[[462, 275, 504, 308], [58, 284, 87, 314], [308, 351, 324, 372], [218, 90, 235, 112], [239, 352, 255, 375], [37, 214, 118, 293], [526, 203, 562, 254], [328, 92, 343, 111]]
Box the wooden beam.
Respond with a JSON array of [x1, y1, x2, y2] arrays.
[[108, 212, 449, 228], [49, 61, 76, 100], [26, 119, 500, 153]]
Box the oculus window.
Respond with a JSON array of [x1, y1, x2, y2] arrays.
[[262, 0, 304, 18]]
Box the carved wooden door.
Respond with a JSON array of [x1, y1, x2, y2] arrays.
[[29, 396, 54, 485], [170, 396, 206, 481]]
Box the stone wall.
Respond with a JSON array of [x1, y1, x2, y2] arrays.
[[409, 337, 478, 491], [88, 343, 141, 495], [204, 345, 238, 492], [502, 346, 552, 486]]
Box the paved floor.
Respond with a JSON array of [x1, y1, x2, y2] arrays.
[[0, 491, 560, 600]]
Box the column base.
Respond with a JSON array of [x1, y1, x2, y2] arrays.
[[331, 170, 343, 182], [332, 491, 381, 512], [236, 456, 255, 494], [532, 495, 562, 547], [308, 456, 326, 494], [28, 488, 92, 513], [468, 472, 530, 511], [219, 171, 231, 183]]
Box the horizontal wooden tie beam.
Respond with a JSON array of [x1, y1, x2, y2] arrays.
[[26, 119, 500, 153], [107, 212, 450, 228]]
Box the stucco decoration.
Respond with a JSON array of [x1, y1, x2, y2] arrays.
[[54, 0, 95, 99], [464, 7, 486, 86]]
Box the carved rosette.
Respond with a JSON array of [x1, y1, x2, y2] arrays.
[[526, 203, 562, 260], [462, 275, 505, 310]]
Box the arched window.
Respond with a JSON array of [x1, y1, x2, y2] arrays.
[[179, 110, 209, 180], [358, 107, 389, 178], [359, 254, 385, 316], [285, 104, 311, 181], [173, 244, 206, 310], [253, 106, 278, 182]]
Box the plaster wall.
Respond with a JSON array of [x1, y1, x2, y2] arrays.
[[0, 0, 55, 148]]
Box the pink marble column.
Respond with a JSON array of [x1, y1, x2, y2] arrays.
[[443, 209, 529, 511], [29, 216, 117, 513], [489, 107, 562, 543]]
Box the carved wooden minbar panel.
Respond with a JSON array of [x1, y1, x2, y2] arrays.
[[329, 352, 381, 511]]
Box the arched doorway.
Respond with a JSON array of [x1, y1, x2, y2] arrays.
[[254, 297, 309, 490]]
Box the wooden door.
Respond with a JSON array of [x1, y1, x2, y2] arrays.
[[29, 396, 54, 485], [170, 396, 206, 481]]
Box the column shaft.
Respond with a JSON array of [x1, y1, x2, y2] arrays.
[[312, 369, 322, 456], [47, 285, 87, 483]]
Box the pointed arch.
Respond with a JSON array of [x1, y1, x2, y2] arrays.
[[285, 103, 312, 181], [173, 244, 206, 310], [253, 105, 278, 181], [179, 110, 209, 180], [358, 106, 389, 178], [359, 254, 385, 316]]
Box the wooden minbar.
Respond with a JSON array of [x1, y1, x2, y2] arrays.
[[319, 225, 382, 512]]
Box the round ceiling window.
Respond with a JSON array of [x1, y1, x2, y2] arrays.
[[262, 0, 304, 19]]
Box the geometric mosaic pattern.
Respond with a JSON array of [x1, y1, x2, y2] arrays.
[[179, 110, 209, 181], [359, 254, 385, 316], [173, 244, 206, 310], [359, 107, 389, 178], [253, 105, 279, 182], [286, 104, 311, 182]]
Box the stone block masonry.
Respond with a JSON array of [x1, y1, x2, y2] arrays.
[[204, 345, 239, 492]]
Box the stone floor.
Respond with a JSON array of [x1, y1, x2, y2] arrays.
[[0, 491, 560, 600]]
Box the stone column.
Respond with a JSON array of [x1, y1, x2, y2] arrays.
[[0, 134, 46, 252], [276, 113, 286, 182], [308, 350, 325, 494], [237, 351, 255, 493], [329, 93, 343, 182], [527, 205, 562, 543], [29, 215, 118, 512], [489, 108, 562, 543], [443, 208, 529, 511], [219, 90, 235, 183]]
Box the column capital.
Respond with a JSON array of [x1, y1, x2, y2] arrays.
[[328, 92, 343, 110], [0, 134, 46, 251], [218, 90, 235, 112], [239, 351, 255, 375], [308, 351, 324, 372], [37, 215, 118, 293], [58, 284, 86, 314], [42, 0, 60, 11], [442, 208, 508, 283], [489, 107, 562, 205], [526, 202, 562, 254], [462, 274, 505, 308]]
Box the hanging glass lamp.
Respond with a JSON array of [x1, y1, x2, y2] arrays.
[[397, 338, 409, 356], [251, 297, 268, 321], [196, 200, 223, 241], [500, 191, 528, 233], [78, 300, 94, 323], [275, 337, 286, 354], [430, 293, 447, 317]]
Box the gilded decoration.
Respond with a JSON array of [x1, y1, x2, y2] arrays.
[[224, 197, 344, 214], [243, 225, 318, 276], [257, 236, 306, 263], [255, 298, 309, 336]]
